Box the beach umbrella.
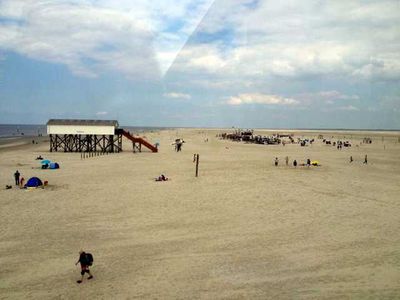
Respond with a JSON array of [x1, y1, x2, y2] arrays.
[[41, 159, 51, 165]]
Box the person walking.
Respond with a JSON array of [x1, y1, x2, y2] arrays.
[[350, 156, 353, 163], [364, 154, 368, 164], [285, 156, 289, 166], [14, 170, 20, 186], [293, 160, 297, 167], [75, 250, 93, 284]]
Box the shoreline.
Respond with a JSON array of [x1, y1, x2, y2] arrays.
[[0, 136, 48, 150]]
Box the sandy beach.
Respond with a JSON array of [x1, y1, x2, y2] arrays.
[[1, 128, 400, 299]]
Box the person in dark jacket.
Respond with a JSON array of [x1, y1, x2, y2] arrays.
[[75, 250, 93, 283], [14, 170, 20, 185]]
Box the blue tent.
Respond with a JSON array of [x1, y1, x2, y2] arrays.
[[25, 177, 43, 188], [49, 162, 60, 169]]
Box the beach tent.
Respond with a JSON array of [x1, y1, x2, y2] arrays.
[[25, 177, 43, 188], [41, 159, 51, 165], [49, 162, 60, 169]]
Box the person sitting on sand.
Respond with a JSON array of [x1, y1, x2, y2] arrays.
[[36, 155, 43, 160], [274, 157, 279, 166], [307, 158, 311, 167], [155, 174, 168, 181], [75, 250, 93, 284], [293, 160, 297, 167]]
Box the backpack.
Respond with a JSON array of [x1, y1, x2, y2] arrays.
[[85, 253, 94, 266]]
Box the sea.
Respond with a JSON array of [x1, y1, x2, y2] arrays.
[[0, 124, 46, 138]]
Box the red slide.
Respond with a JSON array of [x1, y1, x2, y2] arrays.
[[119, 129, 158, 153]]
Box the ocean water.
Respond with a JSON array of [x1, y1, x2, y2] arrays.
[[0, 124, 46, 138]]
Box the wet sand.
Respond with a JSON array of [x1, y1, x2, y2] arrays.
[[0, 129, 399, 299]]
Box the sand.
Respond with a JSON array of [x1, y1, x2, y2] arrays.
[[1, 129, 400, 299]]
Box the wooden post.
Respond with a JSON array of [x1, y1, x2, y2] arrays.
[[195, 154, 200, 177]]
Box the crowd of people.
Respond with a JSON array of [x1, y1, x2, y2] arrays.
[[274, 157, 313, 167]]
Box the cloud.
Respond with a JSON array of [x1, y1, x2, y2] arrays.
[[1, 0, 399, 84], [226, 93, 298, 106], [163, 92, 191, 100], [171, 44, 227, 73], [338, 105, 360, 111], [0, 1, 161, 79], [296, 91, 360, 105], [317, 91, 359, 101], [165, 0, 400, 89], [0, 0, 215, 78], [96, 111, 108, 116]]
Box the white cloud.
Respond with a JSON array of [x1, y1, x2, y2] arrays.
[[226, 93, 299, 106], [0, 1, 160, 79], [296, 91, 360, 106], [0, 0, 214, 78], [1, 0, 399, 84], [338, 105, 360, 111], [318, 91, 359, 101], [165, 0, 400, 88], [163, 92, 191, 100], [172, 45, 227, 73]]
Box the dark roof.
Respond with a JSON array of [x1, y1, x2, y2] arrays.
[[47, 119, 119, 127]]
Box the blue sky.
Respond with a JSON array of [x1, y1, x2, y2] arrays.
[[0, 0, 399, 128]]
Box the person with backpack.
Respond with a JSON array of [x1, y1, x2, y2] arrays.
[[75, 250, 93, 283]]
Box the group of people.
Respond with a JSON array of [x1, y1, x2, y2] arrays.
[[349, 155, 368, 164], [274, 157, 311, 167]]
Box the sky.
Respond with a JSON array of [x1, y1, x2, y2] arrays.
[[0, 0, 399, 129]]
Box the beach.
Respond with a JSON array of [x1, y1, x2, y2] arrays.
[[1, 128, 400, 299]]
